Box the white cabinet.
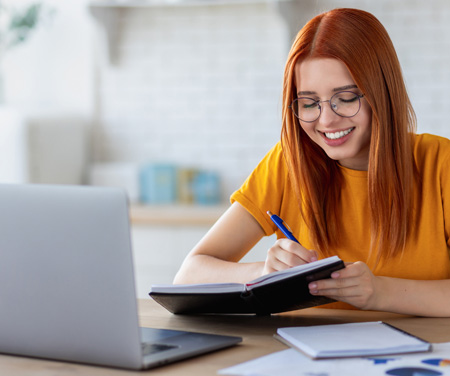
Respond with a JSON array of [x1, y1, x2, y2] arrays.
[[0, 108, 89, 184]]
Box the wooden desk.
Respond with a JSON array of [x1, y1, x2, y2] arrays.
[[130, 204, 228, 226], [2, 299, 450, 375]]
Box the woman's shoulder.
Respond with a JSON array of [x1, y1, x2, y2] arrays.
[[256, 141, 286, 169], [266, 141, 283, 158], [413, 133, 450, 160], [413, 134, 450, 177], [239, 141, 286, 185]]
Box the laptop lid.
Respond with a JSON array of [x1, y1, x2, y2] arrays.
[[0, 184, 241, 370]]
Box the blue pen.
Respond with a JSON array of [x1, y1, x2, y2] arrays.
[[266, 211, 300, 244]]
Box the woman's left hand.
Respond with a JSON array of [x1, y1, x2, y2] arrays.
[[308, 261, 381, 310]]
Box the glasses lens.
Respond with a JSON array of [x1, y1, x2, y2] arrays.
[[331, 91, 361, 117], [293, 98, 320, 122]]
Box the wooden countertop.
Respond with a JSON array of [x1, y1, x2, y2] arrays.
[[136, 299, 450, 375], [129, 203, 229, 226], [2, 299, 450, 375]]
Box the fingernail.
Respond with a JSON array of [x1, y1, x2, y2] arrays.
[[310, 256, 318, 262], [309, 283, 317, 289]]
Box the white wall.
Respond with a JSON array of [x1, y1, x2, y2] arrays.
[[3, 0, 450, 199], [92, 0, 450, 199], [92, 3, 288, 199]]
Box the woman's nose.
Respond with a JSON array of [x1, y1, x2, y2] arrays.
[[318, 101, 339, 126]]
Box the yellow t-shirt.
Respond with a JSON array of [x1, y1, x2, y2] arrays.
[[231, 134, 450, 310]]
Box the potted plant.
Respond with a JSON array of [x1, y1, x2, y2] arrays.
[[0, 2, 51, 103]]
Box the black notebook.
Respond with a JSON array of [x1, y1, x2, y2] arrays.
[[149, 256, 344, 315]]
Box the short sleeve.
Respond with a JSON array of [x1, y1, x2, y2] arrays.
[[230, 142, 291, 236]]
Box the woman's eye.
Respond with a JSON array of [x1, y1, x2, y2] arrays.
[[339, 96, 358, 103], [299, 100, 318, 109]]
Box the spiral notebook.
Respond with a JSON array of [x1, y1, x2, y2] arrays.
[[276, 321, 431, 359]]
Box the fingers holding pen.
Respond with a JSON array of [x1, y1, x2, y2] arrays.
[[263, 239, 318, 274], [264, 211, 318, 274], [276, 238, 318, 264]]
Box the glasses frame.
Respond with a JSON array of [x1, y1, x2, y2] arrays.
[[289, 91, 365, 123]]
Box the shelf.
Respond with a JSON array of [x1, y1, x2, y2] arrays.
[[88, 0, 307, 64], [89, 0, 290, 8], [129, 203, 228, 226], [90, 0, 274, 7]]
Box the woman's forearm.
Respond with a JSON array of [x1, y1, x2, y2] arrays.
[[374, 277, 450, 317], [173, 254, 264, 284], [173, 202, 267, 285], [310, 261, 450, 317]]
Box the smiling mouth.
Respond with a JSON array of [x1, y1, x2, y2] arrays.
[[322, 127, 355, 140]]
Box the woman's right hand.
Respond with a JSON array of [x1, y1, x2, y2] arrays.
[[262, 239, 318, 275]]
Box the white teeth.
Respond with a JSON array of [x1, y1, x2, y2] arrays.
[[324, 128, 354, 140]]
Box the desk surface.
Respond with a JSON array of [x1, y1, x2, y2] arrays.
[[130, 204, 228, 226], [2, 299, 450, 375]]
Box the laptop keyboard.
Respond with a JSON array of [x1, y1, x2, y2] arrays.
[[141, 342, 178, 356]]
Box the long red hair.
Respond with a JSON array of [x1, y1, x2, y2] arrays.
[[281, 8, 416, 260]]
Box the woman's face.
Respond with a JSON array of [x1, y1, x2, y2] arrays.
[[294, 58, 372, 171]]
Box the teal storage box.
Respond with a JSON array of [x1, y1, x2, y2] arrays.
[[192, 171, 220, 205], [139, 164, 177, 204]]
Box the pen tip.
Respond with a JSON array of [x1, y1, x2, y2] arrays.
[[267, 211, 272, 216]]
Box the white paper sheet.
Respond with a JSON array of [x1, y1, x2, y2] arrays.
[[219, 342, 450, 376]]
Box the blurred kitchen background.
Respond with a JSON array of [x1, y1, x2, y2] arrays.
[[1, 0, 449, 297]]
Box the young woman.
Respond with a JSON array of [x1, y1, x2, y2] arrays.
[[174, 8, 450, 317]]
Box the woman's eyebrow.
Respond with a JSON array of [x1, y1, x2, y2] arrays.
[[333, 84, 358, 92], [297, 90, 316, 96], [297, 84, 359, 97]]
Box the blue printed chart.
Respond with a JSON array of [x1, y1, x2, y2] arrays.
[[366, 358, 397, 365], [386, 367, 442, 376], [218, 343, 450, 376], [423, 359, 450, 367]]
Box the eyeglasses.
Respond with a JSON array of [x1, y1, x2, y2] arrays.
[[289, 91, 365, 123]]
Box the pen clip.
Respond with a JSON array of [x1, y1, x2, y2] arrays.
[[280, 219, 293, 234], [266, 211, 300, 244]]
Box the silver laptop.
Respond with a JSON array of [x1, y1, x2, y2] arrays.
[[0, 184, 241, 370]]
